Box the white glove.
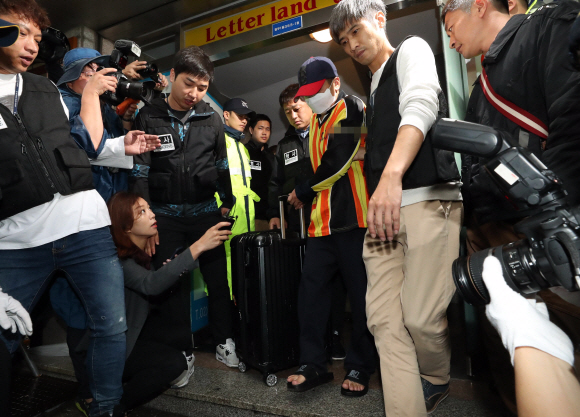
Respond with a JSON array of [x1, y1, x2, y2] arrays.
[[482, 256, 574, 367], [0, 287, 33, 336]]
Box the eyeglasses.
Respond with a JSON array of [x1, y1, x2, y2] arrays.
[[81, 69, 97, 78]]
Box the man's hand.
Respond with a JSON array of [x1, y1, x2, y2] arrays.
[[144, 233, 159, 257], [367, 173, 403, 242], [155, 73, 169, 91], [0, 288, 32, 336], [124, 130, 160, 155], [220, 207, 230, 216], [269, 217, 288, 230], [84, 67, 118, 97], [122, 60, 147, 80], [123, 103, 139, 121], [287, 190, 304, 210]]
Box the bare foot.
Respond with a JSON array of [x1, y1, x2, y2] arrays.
[[342, 379, 365, 392], [287, 374, 306, 386]]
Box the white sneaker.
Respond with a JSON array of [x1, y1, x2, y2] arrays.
[[216, 338, 239, 368], [170, 351, 195, 388]]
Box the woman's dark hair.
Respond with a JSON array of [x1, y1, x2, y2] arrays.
[[249, 114, 272, 130], [0, 0, 50, 30], [173, 45, 214, 83], [107, 191, 151, 268]]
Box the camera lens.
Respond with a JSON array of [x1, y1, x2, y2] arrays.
[[452, 237, 553, 305], [452, 250, 491, 305]]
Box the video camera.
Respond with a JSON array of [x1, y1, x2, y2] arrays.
[[100, 40, 157, 106], [432, 119, 580, 305]]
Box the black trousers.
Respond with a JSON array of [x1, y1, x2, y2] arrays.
[[151, 211, 233, 346], [298, 228, 375, 376], [122, 339, 185, 410], [67, 320, 186, 410]]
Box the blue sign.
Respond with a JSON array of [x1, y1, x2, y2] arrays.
[[272, 16, 303, 37]]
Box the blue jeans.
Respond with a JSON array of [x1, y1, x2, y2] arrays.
[[0, 227, 127, 417]]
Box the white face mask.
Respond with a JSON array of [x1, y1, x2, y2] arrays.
[[305, 86, 335, 115]]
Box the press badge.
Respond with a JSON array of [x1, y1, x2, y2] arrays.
[[284, 149, 298, 165], [154, 134, 175, 152], [0, 114, 6, 130], [250, 160, 261, 170]]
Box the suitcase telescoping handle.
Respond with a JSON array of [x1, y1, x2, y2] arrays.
[[278, 195, 306, 240]]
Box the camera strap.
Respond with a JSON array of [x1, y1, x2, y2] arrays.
[[480, 55, 548, 147]]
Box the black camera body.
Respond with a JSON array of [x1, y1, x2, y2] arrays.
[[100, 40, 156, 106], [432, 119, 580, 305]]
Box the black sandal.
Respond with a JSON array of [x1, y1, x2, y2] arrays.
[[341, 369, 370, 397], [287, 364, 334, 392]]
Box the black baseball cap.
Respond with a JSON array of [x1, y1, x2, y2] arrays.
[[223, 98, 256, 118], [295, 56, 338, 99], [0, 18, 19, 47]]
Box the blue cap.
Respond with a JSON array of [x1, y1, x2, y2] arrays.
[[0, 18, 19, 47], [56, 48, 110, 86], [295, 56, 338, 99]]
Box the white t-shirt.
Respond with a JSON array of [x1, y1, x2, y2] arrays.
[[0, 73, 126, 249]]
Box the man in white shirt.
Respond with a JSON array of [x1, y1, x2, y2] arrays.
[[330, 0, 463, 415], [0, 2, 154, 416]]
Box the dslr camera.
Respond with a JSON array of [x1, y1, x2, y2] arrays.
[[432, 119, 580, 305], [100, 40, 158, 106]]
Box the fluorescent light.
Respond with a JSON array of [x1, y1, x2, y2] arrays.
[[310, 29, 332, 43]]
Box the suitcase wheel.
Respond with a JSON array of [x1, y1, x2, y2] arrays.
[[263, 373, 278, 387], [238, 362, 247, 373]]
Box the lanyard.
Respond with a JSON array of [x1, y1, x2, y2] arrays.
[[13, 74, 19, 116]]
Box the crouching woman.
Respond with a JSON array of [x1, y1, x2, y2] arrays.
[[107, 191, 231, 411]]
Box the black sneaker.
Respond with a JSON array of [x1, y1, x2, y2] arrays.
[[421, 378, 449, 414], [330, 331, 346, 361]]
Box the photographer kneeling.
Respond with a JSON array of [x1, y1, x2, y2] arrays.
[[105, 191, 231, 411]]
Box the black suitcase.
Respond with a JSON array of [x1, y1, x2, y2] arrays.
[[231, 200, 306, 386]]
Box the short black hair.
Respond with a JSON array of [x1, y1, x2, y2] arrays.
[[173, 46, 214, 83], [249, 114, 271, 130], [279, 83, 303, 107], [329, 0, 386, 44]]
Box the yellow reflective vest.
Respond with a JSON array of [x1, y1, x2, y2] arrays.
[[222, 132, 260, 296]]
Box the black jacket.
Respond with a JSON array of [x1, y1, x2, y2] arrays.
[[267, 126, 314, 220], [365, 36, 459, 196], [131, 97, 233, 211], [0, 73, 94, 221], [245, 140, 274, 220], [464, 2, 580, 223]]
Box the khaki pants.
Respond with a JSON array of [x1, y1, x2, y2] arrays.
[[363, 200, 462, 417]]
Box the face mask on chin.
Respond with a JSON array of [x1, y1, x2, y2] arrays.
[[305, 86, 336, 115]]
